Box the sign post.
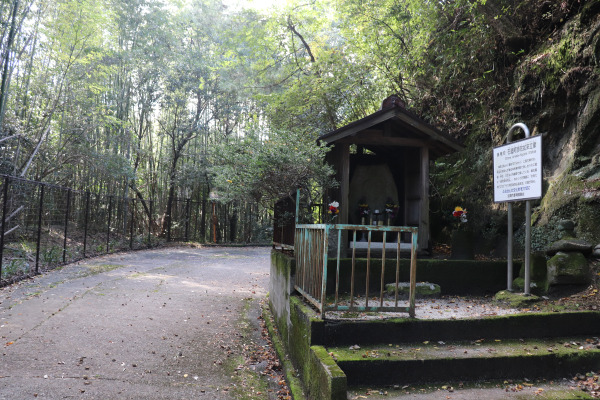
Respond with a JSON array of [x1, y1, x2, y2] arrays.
[[493, 123, 542, 295]]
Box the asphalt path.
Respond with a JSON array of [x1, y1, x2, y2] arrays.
[[0, 246, 272, 399]]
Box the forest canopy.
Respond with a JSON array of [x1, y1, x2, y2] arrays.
[[0, 0, 595, 246]]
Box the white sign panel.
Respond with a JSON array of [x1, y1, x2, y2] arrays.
[[493, 135, 542, 203]]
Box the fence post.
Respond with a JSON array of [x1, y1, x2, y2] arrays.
[[83, 192, 90, 257], [35, 184, 44, 274], [167, 198, 173, 243], [62, 189, 71, 263], [0, 176, 9, 279], [129, 198, 135, 250], [106, 196, 113, 253], [185, 198, 190, 242], [148, 199, 153, 247]]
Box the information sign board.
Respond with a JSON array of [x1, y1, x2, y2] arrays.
[[493, 135, 542, 203]]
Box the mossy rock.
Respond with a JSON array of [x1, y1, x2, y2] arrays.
[[546, 238, 593, 256], [512, 277, 547, 295], [495, 290, 540, 308], [518, 252, 548, 281], [547, 251, 591, 286], [385, 282, 441, 299], [513, 252, 548, 294]]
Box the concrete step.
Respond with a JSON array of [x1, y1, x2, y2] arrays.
[[320, 311, 600, 346], [328, 336, 600, 386]]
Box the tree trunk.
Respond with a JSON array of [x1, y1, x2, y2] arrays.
[[0, 0, 19, 132]]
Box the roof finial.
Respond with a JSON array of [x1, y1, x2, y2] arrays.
[[381, 95, 405, 110]]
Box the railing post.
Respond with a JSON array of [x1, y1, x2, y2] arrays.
[[409, 230, 418, 318], [380, 231, 387, 307], [320, 225, 329, 317], [83, 192, 90, 257], [106, 196, 113, 253], [0, 176, 9, 279], [296, 224, 419, 318], [35, 184, 44, 274], [62, 189, 71, 263]]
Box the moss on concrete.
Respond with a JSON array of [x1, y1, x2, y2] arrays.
[[495, 290, 541, 307], [308, 346, 347, 400], [330, 337, 600, 362], [334, 341, 600, 386], [269, 250, 295, 345], [322, 311, 600, 346], [349, 381, 595, 399]]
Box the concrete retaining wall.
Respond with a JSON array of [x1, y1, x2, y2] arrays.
[[268, 250, 521, 399], [269, 250, 346, 400]]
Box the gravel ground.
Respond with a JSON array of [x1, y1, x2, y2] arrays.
[[326, 295, 526, 320]]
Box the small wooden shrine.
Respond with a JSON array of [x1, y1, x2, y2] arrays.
[[319, 95, 464, 252]]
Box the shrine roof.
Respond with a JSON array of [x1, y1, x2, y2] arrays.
[[318, 99, 464, 158]]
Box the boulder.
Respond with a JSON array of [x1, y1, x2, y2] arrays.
[[547, 251, 591, 286], [545, 238, 593, 256], [385, 282, 441, 299], [519, 252, 548, 280], [557, 219, 576, 238], [513, 252, 548, 294]]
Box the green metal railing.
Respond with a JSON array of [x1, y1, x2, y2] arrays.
[[294, 223, 418, 318]]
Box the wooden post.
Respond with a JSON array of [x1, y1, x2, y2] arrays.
[[419, 147, 430, 251], [339, 143, 350, 225], [106, 196, 112, 253], [212, 201, 217, 243], [185, 198, 191, 241], [83, 192, 90, 257], [129, 198, 135, 250]]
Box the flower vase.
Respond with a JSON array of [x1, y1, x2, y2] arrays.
[[359, 217, 367, 242], [450, 229, 474, 260]]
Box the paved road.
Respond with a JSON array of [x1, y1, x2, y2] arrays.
[[0, 246, 272, 399]]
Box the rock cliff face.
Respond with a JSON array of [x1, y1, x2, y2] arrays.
[[426, 1, 600, 253], [526, 6, 600, 244]]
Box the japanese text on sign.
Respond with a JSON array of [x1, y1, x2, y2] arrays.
[[493, 135, 542, 203]]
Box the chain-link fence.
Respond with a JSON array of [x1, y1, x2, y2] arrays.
[[0, 175, 271, 286]]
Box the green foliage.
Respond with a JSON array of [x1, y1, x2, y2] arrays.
[[0, 0, 592, 250], [41, 246, 62, 264], [210, 129, 336, 206], [1, 258, 29, 279]]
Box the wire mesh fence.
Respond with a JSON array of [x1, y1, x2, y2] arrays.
[[0, 175, 271, 286]]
